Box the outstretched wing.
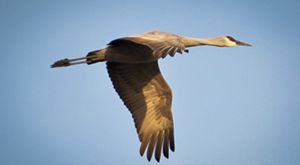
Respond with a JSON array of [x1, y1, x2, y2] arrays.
[[106, 61, 175, 162], [108, 31, 188, 59]]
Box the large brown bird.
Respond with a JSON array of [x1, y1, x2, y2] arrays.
[[51, 31, 251, 162]]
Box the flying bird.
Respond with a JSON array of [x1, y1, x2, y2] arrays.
[[51, 31, 251, 162]]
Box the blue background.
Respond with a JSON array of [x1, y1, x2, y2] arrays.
[[1, 0, 299, 164]]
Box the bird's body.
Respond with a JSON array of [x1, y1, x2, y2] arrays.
[[87, 31, 188, 64], [51, 31, 251, 162]]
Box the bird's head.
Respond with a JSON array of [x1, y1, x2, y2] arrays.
[[221, 36, 252, 47]]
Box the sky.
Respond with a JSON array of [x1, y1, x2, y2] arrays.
[[0, 0, 300, 164]]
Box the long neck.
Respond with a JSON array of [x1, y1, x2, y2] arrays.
[[182, 36, 225, 47]]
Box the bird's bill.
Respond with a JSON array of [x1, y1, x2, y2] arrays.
[[51, 56, 87, 68], [236, 40, 252, 46]]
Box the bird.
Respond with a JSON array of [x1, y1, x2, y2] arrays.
[[51, 31, 251, 162]]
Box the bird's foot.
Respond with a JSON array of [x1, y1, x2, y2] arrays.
[[51, 58, 71, 68]]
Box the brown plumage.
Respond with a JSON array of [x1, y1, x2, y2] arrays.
[[51, 31, 251, 162]]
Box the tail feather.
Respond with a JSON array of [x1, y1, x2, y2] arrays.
[[86, 49, 106, 65]]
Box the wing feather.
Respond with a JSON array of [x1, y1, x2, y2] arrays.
[[155, 131, 163, 162], [163, 129, 170, 158], [106, 61, 175, 162]]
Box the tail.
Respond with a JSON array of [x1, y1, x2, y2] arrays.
[[86, 49, 106, 65], [51, 49, 106, 68]]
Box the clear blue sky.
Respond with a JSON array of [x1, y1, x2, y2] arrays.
[[1, 0, 299, 164]]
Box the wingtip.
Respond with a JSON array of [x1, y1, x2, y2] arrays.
[[171, 146, 175, 152], [147, 154, 152, 162], [139, 148, 145, 157], [163, 149, 169, 159], [139, 149, 145, 157], [170, 141, 175, 152], [155, 156, 161, 162]]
